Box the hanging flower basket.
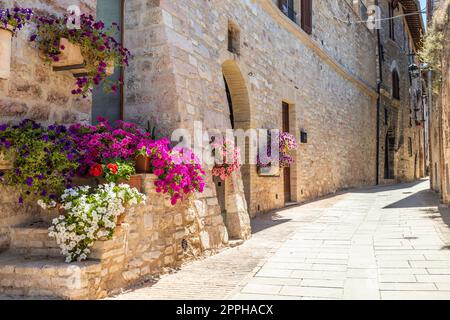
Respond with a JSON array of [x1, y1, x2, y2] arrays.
[[0, 25, 12, 79], [0, 6, 33, 79], [257, 131, 298, 169], [211, 138, 241, 181], [32, 13, 130, 97], [51, 37, 85, 70]]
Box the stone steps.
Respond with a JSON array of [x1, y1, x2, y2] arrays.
[[9, 221, 60, 257], [0, 252, 102, 299], [0, 220, 129, 299]]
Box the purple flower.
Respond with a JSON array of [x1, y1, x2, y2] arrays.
[[25, 177, 33, 187]]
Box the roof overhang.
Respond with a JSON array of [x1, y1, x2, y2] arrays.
[[399, 0, 425, 50]]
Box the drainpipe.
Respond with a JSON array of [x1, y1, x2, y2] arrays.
[[375, 0, 383, 185]]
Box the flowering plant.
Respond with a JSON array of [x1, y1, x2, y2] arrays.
[[99, 160, 135, 183], [30, 13, 130, 97], [147, 139, 205, 205], [278, 132, 298, 168], [69, 117, 151, 175], [0, 120, 79, 206], [257, 131, 298, 168], [211, 138, 241, 180], [48, 183, 145, 262], [0, 6, 33, 33]]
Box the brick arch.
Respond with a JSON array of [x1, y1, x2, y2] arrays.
[[222, 60, 251, 129]]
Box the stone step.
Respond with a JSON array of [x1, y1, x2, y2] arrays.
[[0, 252, 102, 299], [9, 220, 127, 260], [9, 221, 60, 257]]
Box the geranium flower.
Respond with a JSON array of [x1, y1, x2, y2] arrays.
[[107, 163, 118, 175], [89, 164, 103, 177]]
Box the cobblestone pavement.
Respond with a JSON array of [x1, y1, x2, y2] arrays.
[[110, 179, 450, 300]]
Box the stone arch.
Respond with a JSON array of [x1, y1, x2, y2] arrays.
[[222, 60, 252, 130], [219, 60, 253, 235], [390, 60, 399, 73]]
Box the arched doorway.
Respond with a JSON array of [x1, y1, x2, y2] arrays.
[[218, 60, 252, 219]]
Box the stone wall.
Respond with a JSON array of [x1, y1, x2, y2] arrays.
[[0, 186, 42, 251], [0, 0, 95, 126], [430, 0, 450, 202], [124, 0, 378, 217], [0, 174, 230, 299], [377, 0, 426, 183]]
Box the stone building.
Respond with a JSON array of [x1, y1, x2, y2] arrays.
[[125, 0, 379, 218], [376, 0, 426, 184], [428, 0, 450, 203], [0, 0, 425, 298]]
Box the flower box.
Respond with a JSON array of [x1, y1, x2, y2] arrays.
[[66, 59, 114, 78], [0, 25, 12, 79], [52, 38, 85, 71], [0, 149, 15, 170]]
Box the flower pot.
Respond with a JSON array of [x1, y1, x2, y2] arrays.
[[135, 155, 151, 173], [116, 213, 126, 226], [0, 26, 13, 79], [0, 149, 15, 170], [119, 175, 143, 192], [52, 38, 85, 70], [56, 203, 66, 215]]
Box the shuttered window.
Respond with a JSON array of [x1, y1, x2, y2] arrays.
[[301, 0, 312, 34], [92, 0, 124, 123]]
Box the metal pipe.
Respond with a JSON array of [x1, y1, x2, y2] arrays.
[[375, 0, 383, 185]]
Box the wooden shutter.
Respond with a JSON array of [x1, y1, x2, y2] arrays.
[[301, 0, 312, 34]]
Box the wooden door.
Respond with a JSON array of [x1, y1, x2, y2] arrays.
[[282, 102, 291, 203]]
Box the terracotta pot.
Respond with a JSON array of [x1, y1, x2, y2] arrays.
[[56, 203, 66, 215], [116, 213, 126, 226], [0, 26, 13, 79], [119, 175, 143, 192], [0, 149, 15, 170], [135, 155, 151, 173]]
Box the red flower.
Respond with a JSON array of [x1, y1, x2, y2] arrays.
[[107, 163, 119, 175], [89, 164, 103, 177]]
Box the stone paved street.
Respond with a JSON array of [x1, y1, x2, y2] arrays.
[[110, 180, 450, 300]]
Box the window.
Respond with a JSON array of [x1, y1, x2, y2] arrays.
[[392, 70, 400, 100], [301, 0, 312, 34], [227, 21, 240, 54], [92, 0, 124, 123], [278, 0, 297, 23], [408, 137, 413, 157], [384, 108, 389, 125], [388, 1, 396, 41]]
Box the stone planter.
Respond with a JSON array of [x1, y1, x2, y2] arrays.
[[135, 155, 151, 173], [0, 26, 13, 79], [0, 149, 15, 170]]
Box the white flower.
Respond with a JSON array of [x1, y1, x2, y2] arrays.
[[48, 182, 145, 263]]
